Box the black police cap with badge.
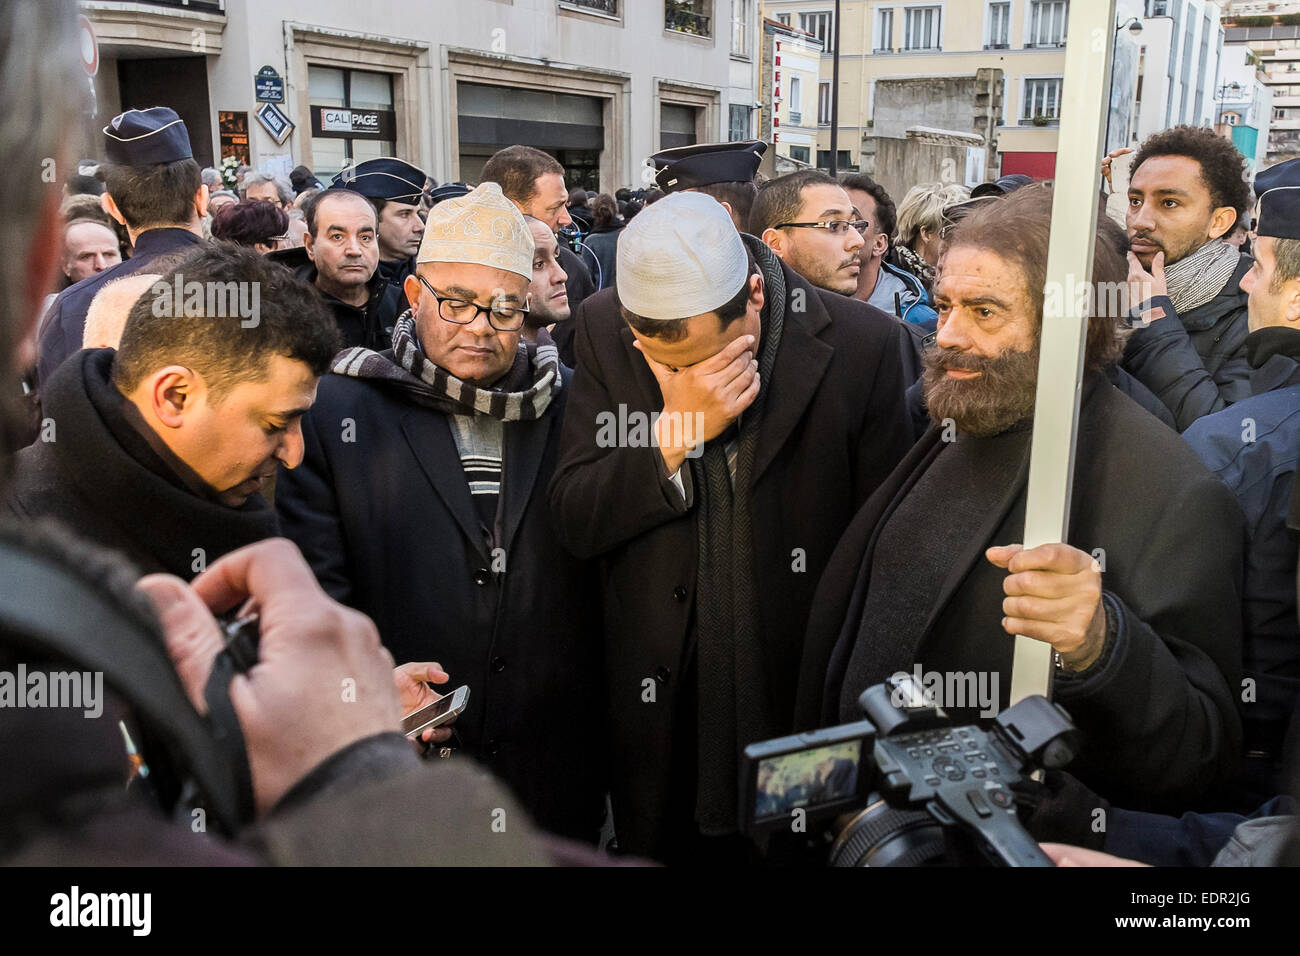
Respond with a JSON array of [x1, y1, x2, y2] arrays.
[[1253, 157, 1300, 241], [648, 140, 767, 192], [103, 107, 193, 166], [331, 157, 428, 206]]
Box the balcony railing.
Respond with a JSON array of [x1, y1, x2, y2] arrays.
[[562, 0, 618, 14], [666, 8, 711, 37]]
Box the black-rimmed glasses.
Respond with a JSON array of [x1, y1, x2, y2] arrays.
[[776, 219, 870, 236], [417, 275, 530, 332]]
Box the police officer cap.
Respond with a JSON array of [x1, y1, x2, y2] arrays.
[[103, 107, 193, 166], [428, 182, 472, 206], [332, 157, 428, 205], [1253, 158, 1300, 241], [649, 140, 767, 192]]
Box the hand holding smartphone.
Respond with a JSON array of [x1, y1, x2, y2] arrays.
[[401, 685, 470, 740]]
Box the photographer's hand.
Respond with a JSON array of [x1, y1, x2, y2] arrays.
[[139, 538, 402, 816], [986, 543, 1107, 672]]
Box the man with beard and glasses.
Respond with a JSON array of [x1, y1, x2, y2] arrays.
[[793, 184, 1245, 816], [750, 170, 867, 296], [1112, 126, 1254, 431]]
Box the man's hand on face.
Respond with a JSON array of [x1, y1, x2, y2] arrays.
[[986, 543, 1107, 673], [138, 539, 402, 816], [633, 333, 760, 476], [1126, 250, 1168, 318]]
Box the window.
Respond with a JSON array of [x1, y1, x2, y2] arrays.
[[876, 7, 894, 52], [816, 149, 852, 170], [728, 103, 752, 141], [800, 11, 833, 53], [904, 5, 941, 51], [775, 12, 791, 26], [665, 0, 711, 37], [731, 0, 749, 57], [789, 76, 803, 124], [818, 81, 832, 125], [1022, 77, 1063, 121], [563, 0, 619, 14], [987, 2, 1010, 49], [308, 65, 397, 180], [1028, 1, 1068, 48], [661, 103, 698, 149], [789, 145, 810, 164], [1149, 0, 1168, 15]]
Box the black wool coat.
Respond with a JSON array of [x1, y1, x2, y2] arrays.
[[547, 261, 913, 858], [794, 376, 1246, 815], [274, 365, 607, 843]]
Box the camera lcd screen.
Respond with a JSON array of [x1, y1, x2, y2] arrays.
[[753, 739, 864, 823]]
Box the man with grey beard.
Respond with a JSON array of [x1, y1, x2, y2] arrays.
[[794, 184, 1246, 818]]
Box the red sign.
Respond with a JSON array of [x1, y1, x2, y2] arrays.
[[78, 15, 98, 77]]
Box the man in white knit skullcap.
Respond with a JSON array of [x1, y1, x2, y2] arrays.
[[550, 188, 913, 863], [276, 181, 608, 844]]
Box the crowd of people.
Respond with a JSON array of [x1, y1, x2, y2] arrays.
[[1, 0, 1298, 868]]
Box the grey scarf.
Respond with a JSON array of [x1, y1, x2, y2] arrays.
[[331, 311, 560, 421], [1163, 239, 1240, 316], [693, 237, 787, 834]]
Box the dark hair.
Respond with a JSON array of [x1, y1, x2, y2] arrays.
[[112, 243, 342, 401], [615, 188, 632, 202], [568, 187, 589, 207], [289, 165, 317, 194], [210, 200, 289, 248], [1131, 125, 1251, 228], [839, 172, 896, 240], [65, 173, 103, 197], [303, 188, 375, 237], [102, 158, 202, 231], [945, 183, 1126, 373], [480, 145, 564, 205], [620, 254, 758, 344], [747, 169, 839, 236], [591, 194, 619, 230], [694, 181, 759, 233]]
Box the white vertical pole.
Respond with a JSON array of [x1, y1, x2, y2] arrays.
[[1008, 0, 1118, 705]]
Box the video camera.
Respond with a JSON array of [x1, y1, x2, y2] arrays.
[[739, 674, 1079, 866]]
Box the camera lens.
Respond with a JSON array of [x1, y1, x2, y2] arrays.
[[829, 799, 951, 867]]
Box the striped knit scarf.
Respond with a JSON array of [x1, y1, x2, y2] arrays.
[[1163, 239, 1240, 316], [331, 311, 560, 421]]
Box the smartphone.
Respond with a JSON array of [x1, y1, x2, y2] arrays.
[[401, 685, 470, 739]]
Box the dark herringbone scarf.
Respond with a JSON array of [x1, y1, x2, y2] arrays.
[[693, 237, 787, 834], [331, 310, 560, 421]]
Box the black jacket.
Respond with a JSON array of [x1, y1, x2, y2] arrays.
[[274, 364, 606, 842], [795, 376, 1245, 814], [36, 228, 205, 387], [4, 349, 278, 579], [1122, 253, 1254, 431], [547, 257, 913, 858]]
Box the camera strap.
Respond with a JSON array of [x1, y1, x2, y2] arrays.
[[0, 537, 246, 834]]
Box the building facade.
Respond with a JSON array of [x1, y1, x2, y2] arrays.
[[1222, 0, 1300, 163], [80, 0, 762, 191], [760, 17, 824, 168]]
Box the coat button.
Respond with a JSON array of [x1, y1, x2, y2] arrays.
[[655, 666, 671, 684], [491, 656, 506, 673], [474, 568, 491, 586], [672, 585, 688, 602], [486, 738, 501, 756]]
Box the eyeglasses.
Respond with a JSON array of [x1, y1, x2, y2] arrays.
[[417, 275, 530, 332], [776, 219, 870, 236]]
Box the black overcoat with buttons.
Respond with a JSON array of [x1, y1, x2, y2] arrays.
[[548, 261, 913, 860], [274, 363, 606, 843]]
